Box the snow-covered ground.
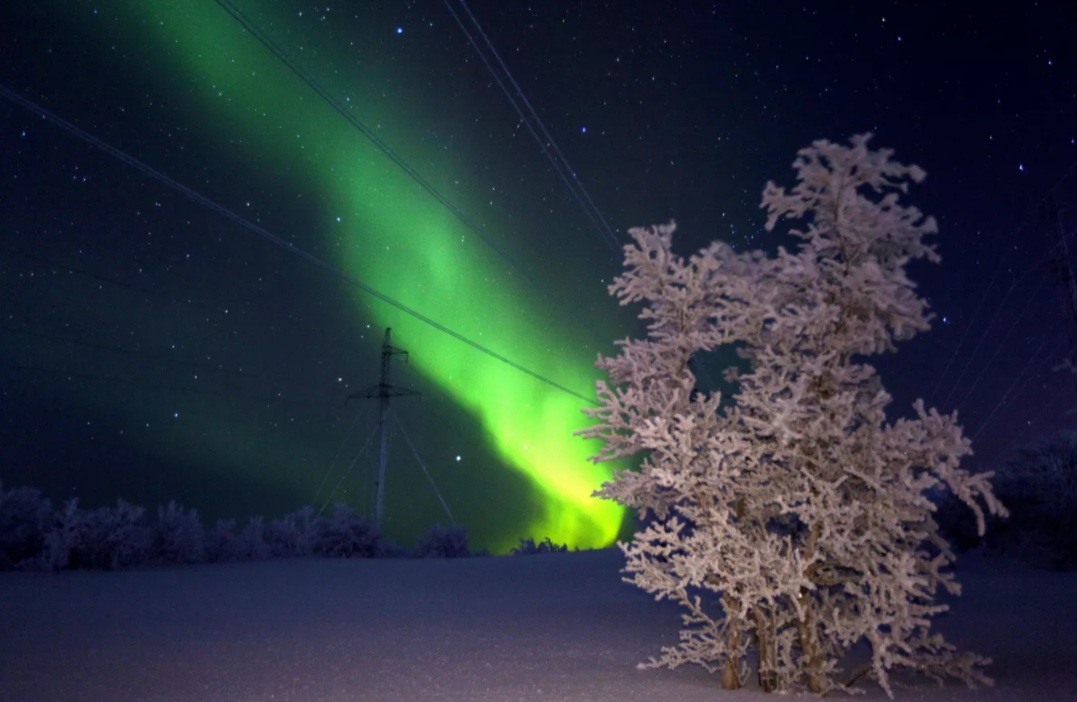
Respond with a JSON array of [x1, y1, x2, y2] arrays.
[[1, 549, 1074, 701]]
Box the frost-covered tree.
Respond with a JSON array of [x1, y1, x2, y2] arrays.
[[268, 505, 319, 558], [413, 524, 472, 558], [510, 536, 569, 555], [990, 430, 1077, 567], [152, 501, 206, 564], [40, 498, 83, 572], [580, 134, 1006, 696], [44, 498, 153, 571], [239, 516, 274, 560], [204, 518, 246, 563], [0, 482, 52, 570], [315, 504, 381, 558]]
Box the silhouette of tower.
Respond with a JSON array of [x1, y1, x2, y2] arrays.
[[347, 328, 418, 527]]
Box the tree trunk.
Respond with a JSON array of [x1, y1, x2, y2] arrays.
[[753, 606, 779, 692], [796, 592, 827, 693], [721, 657, 743, 690], [721, 616, 744, 689]]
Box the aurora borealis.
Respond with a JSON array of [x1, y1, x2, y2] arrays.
[[2, 0, 633, 552], [115, 1, 626, 549], [3, 2, 1076, 553]]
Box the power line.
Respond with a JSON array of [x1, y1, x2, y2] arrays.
[[443, 0, 621, 254], [311, 410, 365, 510], [392, 407, 456, 526], [1, 324, 262, 379], [316, 423, 380, 517], [0, 359, 243, 403], [1046, 194, 1077, 365], [969, 332, 1064, 443], [0, 246, 222, 316], [0, 84, 596, 406], [929, 158, 1077, 408], [948, 276, 1049, 411], [937, 271, 1032, 410], [211, 0, 540, 289], [0, 353, 387, 418], [927, 253, 1007, 405]]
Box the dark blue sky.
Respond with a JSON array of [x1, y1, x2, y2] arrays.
[[1, 1, 1075, 549]]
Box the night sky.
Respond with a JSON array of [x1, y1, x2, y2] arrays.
[[1, 1, 1075, 553]]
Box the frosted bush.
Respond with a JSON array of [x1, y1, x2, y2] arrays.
[[315, 504, 380, 558], [413, 524, 472, 558], [40, 498, 81, 571], [581, 135, 1005, 696], [991, 430, 1077, 567], [267, 505, 318, 558], [0, 482, 52, 570], [510, 536, 568, 555], [152, 501, 206, 564], [204, 518, 246, 563], [239, 516, 273, 560], [37, 498, 154, 571], [69, 499, 153, 570]]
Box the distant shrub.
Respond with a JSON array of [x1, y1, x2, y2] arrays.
[[991, 430, 1077, 568], [152, 501, 206, 564], [0, 482, 52, 570], [238, 516, 274, 561], [510, 536, 568, 556], [69, 499, 153, 571], [1, 485, 402, 570], [413, 524, 471, 558], [315, 504, 380, 558], [204, 518, 246, 563], [267, 505, 318, 558], [40, 498, 82, 572]]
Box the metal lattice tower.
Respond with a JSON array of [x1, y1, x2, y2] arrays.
[[1048, 196, 1077, 348], [347, 328, 418, 527]]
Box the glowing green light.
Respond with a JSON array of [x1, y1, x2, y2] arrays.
[[113, 0, 624, 550]]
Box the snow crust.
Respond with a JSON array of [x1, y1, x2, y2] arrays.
[[1, 549, 1074, 701]]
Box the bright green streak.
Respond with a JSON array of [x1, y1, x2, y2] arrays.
[[119, 1, 623, 551]]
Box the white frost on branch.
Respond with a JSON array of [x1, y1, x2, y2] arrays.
[[579, 134, 1006, 697]]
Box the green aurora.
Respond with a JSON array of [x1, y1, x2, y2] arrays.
[[92, 0, 626, 551]]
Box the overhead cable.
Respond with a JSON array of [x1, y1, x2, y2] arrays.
[[0, 84, 595, 406], [443, 0, 621, 253], [212, 0, 540, 289]]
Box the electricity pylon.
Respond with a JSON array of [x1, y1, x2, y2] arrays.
[[1047, 195, 1077, 346], [347, 328, 418, 527]]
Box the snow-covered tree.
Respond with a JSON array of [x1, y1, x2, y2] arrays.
[[580, 134, 1006, 696], [0, 482, 52, 570], [152, 501, 206, 564], [268, 505, 319, 558], [46, 498, 153, 571], [239, 516, 274, 560], [204, 518, 246, 563], [315, 504, 381, 558], [40, 498, 83, 572], [989, 430, 1077, 567], [413, 524, 472, 558]]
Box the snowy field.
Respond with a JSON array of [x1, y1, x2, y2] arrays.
[[1, 549, 1075, 702]]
